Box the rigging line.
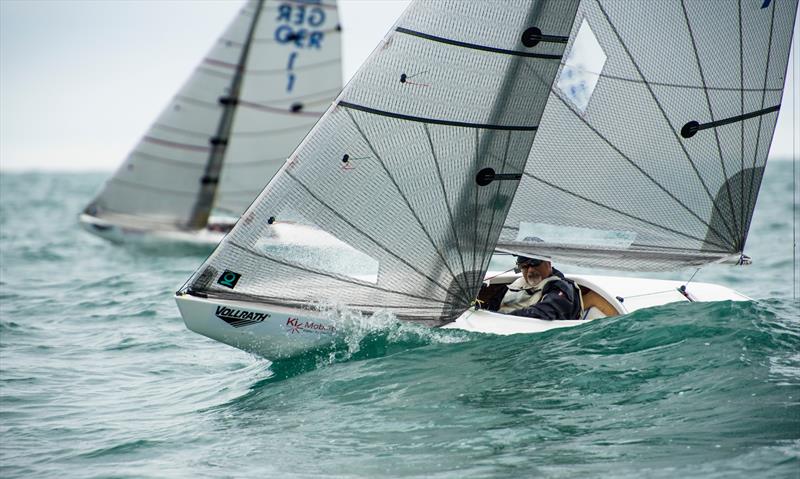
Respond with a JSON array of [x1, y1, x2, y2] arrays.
[[594, 0, 739, 244], [520, 172, 733, 251], [472, 129, 480, 293], [395, 27, 563, 60], [683, 267, 702, 287], [338, 101, 539, 131], [480, 131, 513, 277], [680, 0, 741, 239], [234, 58, 341, 75], [344, 109, 472, 301], [739, 0, 745, 241], [743, 0, 778, 246], [540, 84, 736, 250], [284, 170, 462, 301], [224, 241, 461, 308], [422, 124, 470, 285]]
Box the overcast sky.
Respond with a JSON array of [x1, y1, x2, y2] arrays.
[[0, 0, 797, 172]]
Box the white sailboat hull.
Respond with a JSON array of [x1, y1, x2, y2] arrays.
[[79, 213, 226, 248], [175, 274, 750, 359]]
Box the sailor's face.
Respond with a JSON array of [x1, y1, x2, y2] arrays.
[[520, 261, 551, 285]]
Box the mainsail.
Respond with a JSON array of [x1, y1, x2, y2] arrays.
[[499, 0, 798, 271], [83, 0, 342, 231], [181, 0, 580, 324]]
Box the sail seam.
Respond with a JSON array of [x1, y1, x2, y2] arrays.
[[284, 170, 459, 299], [395, 27, 563, 60], [214, 57, 340, 75], [223, 241, 461, 307], [229, 121, 318, 138], [593, 0, 738, 246], [338, 101, 538, 131], [345, 109, 472, 301], [153, 123, 216, 140], [743, 0, 778, 251], [422, 124, 470, 288], [143, 136, 210, 152], [519, 172, 732, 251], [680, 0, 741, 239], [129, 151, 206, 169]]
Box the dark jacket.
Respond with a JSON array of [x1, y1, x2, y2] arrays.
[[494, 268, 582, 320]]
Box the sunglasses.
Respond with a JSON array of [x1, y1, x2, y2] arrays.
[[514, 259, 543, 272]]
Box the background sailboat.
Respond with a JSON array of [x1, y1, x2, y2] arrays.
[[175, 0, 797, 358], [80, 0, 342, 246]]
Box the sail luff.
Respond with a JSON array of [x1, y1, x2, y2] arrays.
[[186, 0, 265, 229], [742, 0, 778, 252]]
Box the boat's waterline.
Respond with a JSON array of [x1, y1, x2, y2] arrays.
[[176, 273, 750, 359]]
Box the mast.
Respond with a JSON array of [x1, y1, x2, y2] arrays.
[[186, 0, 265, 229]]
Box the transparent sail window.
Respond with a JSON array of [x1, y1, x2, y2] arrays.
[[516, 222, 636, 248], [556, 18, 607, 113], [255, 221, 379, 283]]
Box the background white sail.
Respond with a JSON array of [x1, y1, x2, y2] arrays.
[[498, 0, 798, 271], [182, 0, 580, 324], [83, 0, 341, 230]]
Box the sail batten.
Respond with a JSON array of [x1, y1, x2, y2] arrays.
[[395, 27, 563, 60]]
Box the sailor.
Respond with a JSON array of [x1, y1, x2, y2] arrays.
[[494, 256, 582, 320]]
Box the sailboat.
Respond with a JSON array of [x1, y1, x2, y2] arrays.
[[175, 0, 797, 359], [80, 0, 342, 246]]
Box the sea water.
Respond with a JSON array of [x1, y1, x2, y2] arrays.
[[0, 161, 798, 478]]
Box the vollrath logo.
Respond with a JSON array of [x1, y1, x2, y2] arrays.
[[215, 306, 270, 328]]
